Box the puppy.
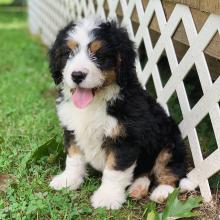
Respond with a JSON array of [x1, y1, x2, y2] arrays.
[[49, 18, 195, 209]]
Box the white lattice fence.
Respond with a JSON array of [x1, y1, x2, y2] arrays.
[[28, 0, 220, 202]]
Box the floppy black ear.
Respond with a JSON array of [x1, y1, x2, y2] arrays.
[[49, 22, 75, 85], [92, 21, 137, 88], [115, 26, 136, 88]]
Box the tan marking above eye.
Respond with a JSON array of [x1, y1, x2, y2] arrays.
[[89, 40, 103, 53], [67, 40, 78, 50]]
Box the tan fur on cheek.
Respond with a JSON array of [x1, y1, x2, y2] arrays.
[[67, 40, 78, 50], [111, 123, 126, 139], [103, 70, 117, 86], [67, 144, 81, 157], [152, 148, 178, 186], [89, 40, 102, 53]]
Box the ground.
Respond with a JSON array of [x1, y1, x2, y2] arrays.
[[0, 5, 219, 220]]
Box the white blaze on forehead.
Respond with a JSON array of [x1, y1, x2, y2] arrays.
[[67, 18, 101, 48]]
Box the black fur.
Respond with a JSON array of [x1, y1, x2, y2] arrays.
[[63, 128, 75, 151], [107, 90, 186, 180]]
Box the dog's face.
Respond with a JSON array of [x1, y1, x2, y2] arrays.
[[49, 19, 136, 108]]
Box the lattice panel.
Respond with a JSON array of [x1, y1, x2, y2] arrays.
[[28, 0, 220, 201]]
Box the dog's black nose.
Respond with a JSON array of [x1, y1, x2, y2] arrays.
[[71, 71, 87, 84]]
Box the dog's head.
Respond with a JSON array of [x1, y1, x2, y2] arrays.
[[49, 19, 136, 108]]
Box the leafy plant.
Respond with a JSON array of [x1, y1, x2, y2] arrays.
[[144, 189, 202, 220]]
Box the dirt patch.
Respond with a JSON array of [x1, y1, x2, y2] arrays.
[[41, 88, 57, 99]]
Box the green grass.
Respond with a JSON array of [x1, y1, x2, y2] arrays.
[[0, 6, 151, 220], [0, 0, 12, 4]]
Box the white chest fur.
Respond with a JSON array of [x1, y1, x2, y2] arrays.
[[57, 85, 120, 171]]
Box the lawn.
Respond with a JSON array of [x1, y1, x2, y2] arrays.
[[0, 6, 153, 219]]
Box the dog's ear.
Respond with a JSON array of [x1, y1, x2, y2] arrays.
[[115, 26, 136, 88], [49, 22, 75, 85], [93, 21, 136, 88]]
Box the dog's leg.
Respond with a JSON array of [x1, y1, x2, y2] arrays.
[[150, 148, 178, 203], [91, 152, 136, 210], [50, 130, 86, 190], [49, 151, 85, 190], [91, 165, 135, 209]]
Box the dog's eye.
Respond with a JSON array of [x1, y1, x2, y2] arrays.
[[88, 48, 97, 61], [69, 51, 74, 58], [69, 46, 80, 58]]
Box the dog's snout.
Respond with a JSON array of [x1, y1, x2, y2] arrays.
[[71, 71, 87, 84]]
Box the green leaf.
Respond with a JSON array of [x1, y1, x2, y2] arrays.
[[147, 211, 156, 220], [21, 136, 63, 169], [161, 189, 202, 220], [142, 201, 157, 218], [143, 202, 161, 220]]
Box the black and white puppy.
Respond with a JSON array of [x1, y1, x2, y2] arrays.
[[49, 18, 195, 209]]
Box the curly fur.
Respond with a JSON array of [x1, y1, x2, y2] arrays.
[[48, 18, 194, 209]]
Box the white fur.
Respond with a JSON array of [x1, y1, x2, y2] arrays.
[[150, 184, 174, 203], [104, 116, 119, 137], [68, 18, 101, 46], [179, 178, 197, 192], [128, 176, 151, 198], [91, 165, 135, 209], [57, 84, 120, 171], [50, 155, 85, 190]]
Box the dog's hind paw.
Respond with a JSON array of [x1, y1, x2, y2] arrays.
[[179, 178, 197, 192], [49, 171, 83, 190], [150, 184, 174, 204], [128, 176, 150, 199]]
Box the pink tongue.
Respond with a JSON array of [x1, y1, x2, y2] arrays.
[[72, 87, 94, 109]]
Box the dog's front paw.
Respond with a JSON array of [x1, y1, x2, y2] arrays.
[[91, 186, 126, 210], [49, 170, 83, 190]]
